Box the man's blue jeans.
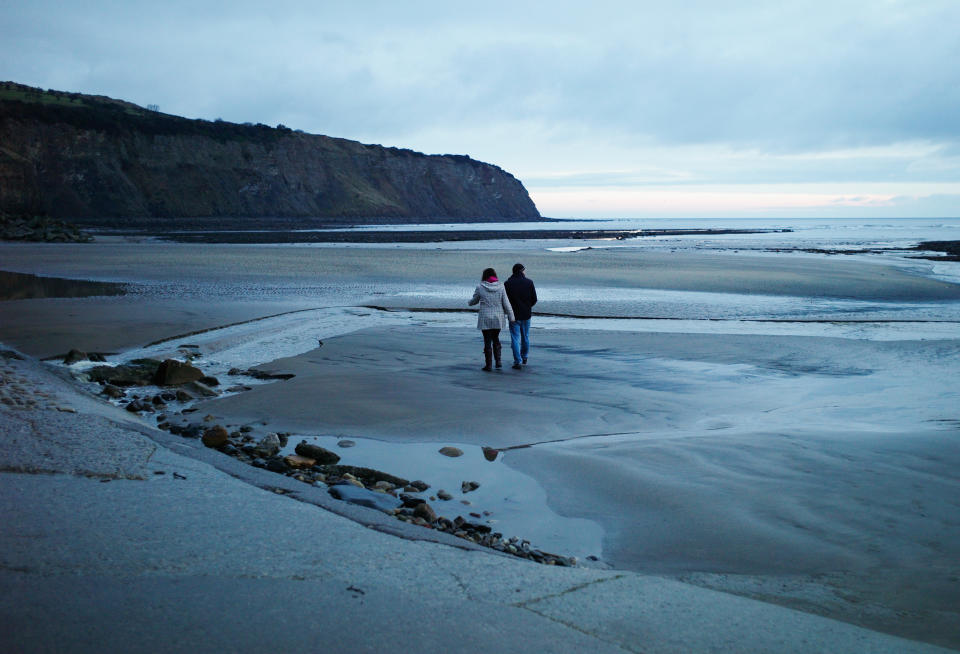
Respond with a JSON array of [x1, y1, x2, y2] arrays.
[[509, 319, 531, 364]]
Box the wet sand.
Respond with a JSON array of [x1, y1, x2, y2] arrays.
[[2, 242, 959, 648]]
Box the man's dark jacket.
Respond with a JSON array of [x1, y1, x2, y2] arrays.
[[504, 273, 537, 321]]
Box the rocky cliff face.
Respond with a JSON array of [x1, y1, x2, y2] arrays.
[[0, 82, 541, 226]]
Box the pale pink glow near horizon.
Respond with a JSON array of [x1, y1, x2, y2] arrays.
[[529, 188, 900, 218]]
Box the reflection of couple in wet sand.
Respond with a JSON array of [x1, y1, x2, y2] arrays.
[[468, 263, 538, 372]]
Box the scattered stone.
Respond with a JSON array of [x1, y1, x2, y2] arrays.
[[294, 441, 340, 464], [201, 425, 229, 448], [284, 454, 316, 469], [372, 480, 395, 492], [101, 384, 124, 399], [253, 433, 282, 458], [409, 480, 430, 492], [437, 490, 453, 501], [125, 400, 145, 413], [413, 502, 437, 523], [179, 381, 217, 397], [461, 481, 480, 493], [175, 389, 193, 402], [228, 368, 242, 376], [328, 484, 402, 513], [482, 446, 499, 461], [153, 359, 205, 386], [199, 376, 220, 387], [337, 440, 356, 448], [265, 457, 287, 473], [439, 446, 463, 458]]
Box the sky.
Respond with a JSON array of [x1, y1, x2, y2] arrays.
[[2, 0, 959, 219]]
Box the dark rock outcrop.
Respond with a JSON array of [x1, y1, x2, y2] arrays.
[[152, 359, 204, 386], [0, 82, 541, 227]]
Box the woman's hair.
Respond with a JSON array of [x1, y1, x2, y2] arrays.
[[481, 267, 497, 280]]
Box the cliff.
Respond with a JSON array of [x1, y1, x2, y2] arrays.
[[0, 82, 541, 227]]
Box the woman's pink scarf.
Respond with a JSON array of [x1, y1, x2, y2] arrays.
[[485, 276, 498, 282]]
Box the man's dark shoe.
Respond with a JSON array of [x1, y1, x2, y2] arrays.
[[522, 358, 528, 365], [512, 363, 522, 370]]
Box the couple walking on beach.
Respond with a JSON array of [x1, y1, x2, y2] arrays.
[[469, 263, 537, 372]]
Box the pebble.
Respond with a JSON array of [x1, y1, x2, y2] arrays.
[[438, 446, 463, 457]]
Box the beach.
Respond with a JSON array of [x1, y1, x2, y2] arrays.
[[2, 222, 959, 649]]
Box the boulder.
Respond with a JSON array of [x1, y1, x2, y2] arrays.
[[200, 376, 220, 387], [153, 359, 205, 386], [201, 425, 229, 448], [294, 441, 340, 465]]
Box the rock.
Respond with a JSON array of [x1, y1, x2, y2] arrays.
[[179, 381, 218, 397], [152, 359, 205, 386], [88, 353, 107, 362], [439, 446, 463, 457], [409, 480, 430, 492], [437, 489, 453, 501], [265, 457, 287, 473], [372, 480, 395, 492], [294, 441, 340, 464], [337, 440, 356, 448], [200, 375, 220, 387], [284, 454, 316, 469], [482, 446, 499, 461], [253, 433, 282, 458], [175, 389, 194, 402], [63, 349, 88, 364], [125, 400, 144, 413], [461, 481, 480, 493], [85, 361, 158, 386], [201, 425, 229, 448], [328, 484, 402, 513], [101, 384, 124, 399], [228, 368, 242, 376], [413, 502, 437, 523]]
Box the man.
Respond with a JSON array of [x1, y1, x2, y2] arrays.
[[504, 262, 537, 370]]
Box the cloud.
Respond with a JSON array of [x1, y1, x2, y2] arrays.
[[2, 0, 959, 217]]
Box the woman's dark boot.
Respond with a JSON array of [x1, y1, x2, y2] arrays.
[[482, 348, 493, 371], [494, 343, 502, 369]]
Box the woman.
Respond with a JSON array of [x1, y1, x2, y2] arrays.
[[468, 267, 516, 371]]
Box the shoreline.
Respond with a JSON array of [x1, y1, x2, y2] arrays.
[[105, 227, 792, 244]]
